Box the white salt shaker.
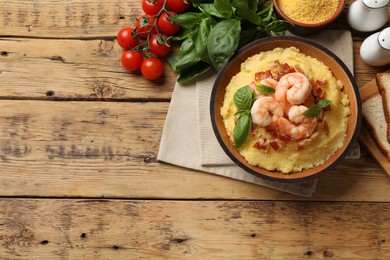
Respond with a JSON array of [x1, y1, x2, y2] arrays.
[[348, 0, 389, 32], [360, 27, 390, 66]]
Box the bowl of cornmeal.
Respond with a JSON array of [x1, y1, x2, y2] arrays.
[[273, 0, 346, 35]]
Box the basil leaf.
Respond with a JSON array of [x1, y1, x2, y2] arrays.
[[303, 105, 321, 118], [248, 0, 259, 11], [234, 114, 252, 149], [168, 37, 201, 72], [256, 84, 275, 94], [195, 18, 213, 64], [265, 20, 293, 34], [234, 110, 250, 117], [214, 0, 233, 18], [318, 99, 331, 108], [177, 62, 212, 84], [232, 0, 263, 25], [303, 99, 331, 118], [168, 12, 202, 28], [180, 36, 195, 52], [171, 28, 194, 41], [233, 86, 253, 111], [191, 0, 202, 7], [207, 19, 241, 71], [199, 4, 225, 18]]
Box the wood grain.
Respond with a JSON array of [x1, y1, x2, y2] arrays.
[[0, 100, 388, 201], [0, 0, 368, 38], [0, 0, 141, 38], [0, 38, 176, 100], [0, 199, 389, 259], [0, 38, 387, 101]]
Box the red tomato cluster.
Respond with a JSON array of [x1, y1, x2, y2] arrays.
[[117, 0, 191, 80]]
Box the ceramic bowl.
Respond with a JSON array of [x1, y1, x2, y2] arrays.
[[210, 36, 361, 182], [273, 0, 346, 35]]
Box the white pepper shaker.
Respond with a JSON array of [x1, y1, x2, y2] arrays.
[[348, 0, 389, 32], [360, 27, 390, 66]]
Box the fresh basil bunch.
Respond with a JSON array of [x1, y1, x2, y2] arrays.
[[233, 86, 256, 149], [168, 0, 292, 84]]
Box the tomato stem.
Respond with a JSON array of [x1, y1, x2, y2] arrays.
[[132, 0, 169, 57]]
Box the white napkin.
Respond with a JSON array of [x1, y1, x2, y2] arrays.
[[158, 30, 356, 197]]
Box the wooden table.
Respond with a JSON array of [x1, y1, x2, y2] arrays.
[[0, 1, 389, 259]]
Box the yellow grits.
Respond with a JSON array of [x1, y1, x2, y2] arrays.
[[221, 47, 350, 173]]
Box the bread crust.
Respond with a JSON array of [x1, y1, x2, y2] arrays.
[[376, 73, 390, 143], [362, 93, 390, 160]]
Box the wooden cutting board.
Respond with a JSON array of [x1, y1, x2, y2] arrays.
[[359, 77, 390, 179]]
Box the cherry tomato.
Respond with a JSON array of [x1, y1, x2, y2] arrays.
[[141, 58, 164, 80], [149, 34, 171, 57], [157, 11, 181, 35], [167, 0, 191, 14], [142, 0, 164, 15], [135, 15, 157, 39], [117, 28, 139, 49], [121, 50, 143, 71]]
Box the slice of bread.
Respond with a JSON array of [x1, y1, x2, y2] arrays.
[[362, 92, 390, 160], [376, 72, 390, 142]]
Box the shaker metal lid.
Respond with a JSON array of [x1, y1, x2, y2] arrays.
[[363, 0, 390, 9], [378, 27, 390, 50]]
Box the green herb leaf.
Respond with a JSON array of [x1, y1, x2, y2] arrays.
[[191, 0, 202, 7], [214, 0, 233, 18], [168, 12, 202, 28], [207, 19, 241, 71], [199, 4, 225, 18], [248, 0, 260, 11], [171, 28, 194, 42], [234, 109, 250, 117], [232, 0, 263, 25], [303, 99, 331, 118], [234, 114, 252, 149], [167, 37, 201, 72], [195, 18, 213, 64], [177, 62, 211, 84], [233, 86, 253, 111], [256, 84, 275, 94], [318, 99, 332, 108]]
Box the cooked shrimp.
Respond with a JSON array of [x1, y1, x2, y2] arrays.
[[251, 96, 284, 131], [275, 72, 312, 105], [249, 79, 278, 98], [277, 105, 317, 140]]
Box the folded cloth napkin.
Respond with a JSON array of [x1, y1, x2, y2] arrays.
[[158, 30, 356, 197]]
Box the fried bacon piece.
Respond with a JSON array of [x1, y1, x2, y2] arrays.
[[255, 69, 273, 81], [253, 135, 270, 153], [270, 139, 283, 150], [268, 61, 296, 81], [310, 78, 328, 102]]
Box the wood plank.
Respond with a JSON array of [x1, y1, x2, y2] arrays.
[[0, 1, 360, 38], [0, 100, 388, 201], [0, 38, 386, 100], [0, 199, 389, 259], [0, 38, 177, 100], [0, 0, 141, 38]]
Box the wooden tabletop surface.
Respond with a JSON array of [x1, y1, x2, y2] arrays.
[[1, 0, 390, 259]]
